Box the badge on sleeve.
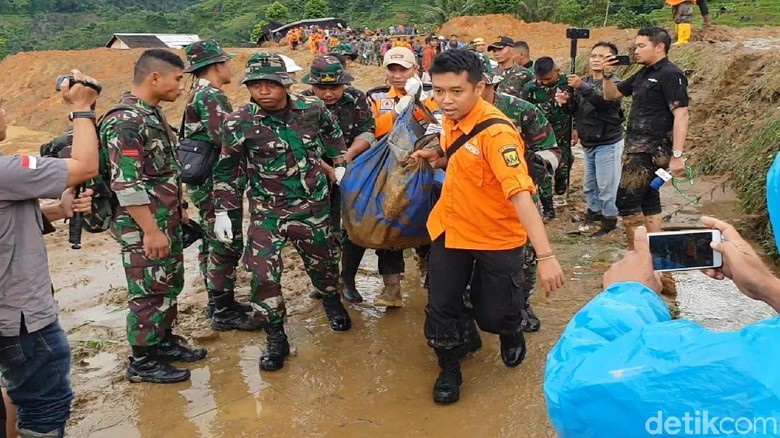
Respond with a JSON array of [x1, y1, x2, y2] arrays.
[[20, 155, 38, 170], [499, 145, 521, 167]]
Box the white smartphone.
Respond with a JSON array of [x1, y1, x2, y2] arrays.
[[647, 230, 723, 272]]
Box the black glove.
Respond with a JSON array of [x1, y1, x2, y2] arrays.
[[526, 150, 549, 185]]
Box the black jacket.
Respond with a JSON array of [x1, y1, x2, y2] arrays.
[[573, 77, 625, 147]]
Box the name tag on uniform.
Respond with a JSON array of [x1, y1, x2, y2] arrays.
[[464, 143, 480, 156], [380, 98, 395, 112]]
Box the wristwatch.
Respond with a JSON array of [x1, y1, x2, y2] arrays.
[[672, 150, 684, 158], [69, 111, 96, 121]]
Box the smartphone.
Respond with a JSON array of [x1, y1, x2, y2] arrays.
[[566, 28, 590, 39], [615, 55, 631, 65], [648, 230, 723, 272], [55, 75, 71, 92]]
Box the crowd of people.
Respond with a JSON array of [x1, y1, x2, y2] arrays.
[[2, 15, 775, 436]]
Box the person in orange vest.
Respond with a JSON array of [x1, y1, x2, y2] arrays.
[[667, 0, 696, 44]]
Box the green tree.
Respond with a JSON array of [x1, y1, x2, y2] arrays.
[[0, 37, 7, 60], [482, 0, 522, 16], [303, 0, 330, 19], [266, 1, 290, 22], [421, 0, 478, 25], [553, 0, 583, 25], [251, 19, 269, 42]]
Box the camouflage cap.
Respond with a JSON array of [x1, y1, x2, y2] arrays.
[[183, 40, 235, 73], [331, 43, 357, 60], [301, 55, 354, 85], [241, 52, 295, 86]]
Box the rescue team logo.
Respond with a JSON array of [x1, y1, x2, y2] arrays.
[[380, 99, 395, 111], [500, 145, 520, 167]]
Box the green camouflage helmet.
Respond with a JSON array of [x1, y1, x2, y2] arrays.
[[184, 40, 235, 73], [481, 57, 502, 85], [242, 52, 295, 86], [301, 55, 354, 85], [331, 43, 357, 60]]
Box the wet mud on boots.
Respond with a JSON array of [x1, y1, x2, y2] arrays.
[[154, 332, 208, 363], [591, 216, 618, 237], [211, 290, 263, 332], [323, 294, 352, 331], [260, 323, 290, 372], [499, 326, 527, 367], [341, 274, 363, 303], [433, 347, 462, 404], [374, 274, 403, 308], [127, 346, 191, 384], [456, 316, 483, 359]]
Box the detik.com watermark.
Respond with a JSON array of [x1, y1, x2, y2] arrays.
[[645, 411, 778, 435]]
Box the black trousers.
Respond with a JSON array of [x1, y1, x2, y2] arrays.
[[424, 234, 525, 349]]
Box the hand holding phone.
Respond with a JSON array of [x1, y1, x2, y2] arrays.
[[614, 55, 631, 65], [648, 230, 723, 272]]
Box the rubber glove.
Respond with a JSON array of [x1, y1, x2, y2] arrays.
[[214, 211, 233, 243]]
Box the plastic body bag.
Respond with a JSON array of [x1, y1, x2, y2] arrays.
[[340, 101, 436, 250], [545, 282, 780, 438], [767, 152, 780, 250]]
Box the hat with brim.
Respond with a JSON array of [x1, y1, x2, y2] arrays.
[[488, 36, 515, 52], [383, 47, 416, 68], [302, 55, 354, 85], [241, 52, 295, 86], [183, 40, 236, 73]]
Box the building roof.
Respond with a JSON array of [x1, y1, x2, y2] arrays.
[[105, 33, 201, 49]]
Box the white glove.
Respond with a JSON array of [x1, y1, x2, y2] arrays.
[[394, 95, 413, 115], [214, 211, 233, 243], [334, 166, 346, 185], [404, 75, 423, 98]]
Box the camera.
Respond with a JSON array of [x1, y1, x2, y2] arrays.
[[55, 75, 102, 94], [566, 28, 590, 40]]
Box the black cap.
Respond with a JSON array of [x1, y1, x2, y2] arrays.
[[488, 36, 515, 51]]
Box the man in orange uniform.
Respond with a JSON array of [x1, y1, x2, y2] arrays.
[[412, 49, 565, 404]]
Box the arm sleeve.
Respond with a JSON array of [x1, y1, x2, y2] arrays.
[[212, 118, 245, 211], [355, 94, 377, 144], [662, 70, 690, 110], [0, 155, 67, 201], [483, 130, 537, 199], [616, 73, 636, 97], [198, 91, 233, 145], [103, 118, 151, 207], [321, 106, 347, 159]]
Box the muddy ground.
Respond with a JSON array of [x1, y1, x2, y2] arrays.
[[2, 26, 779, 437]]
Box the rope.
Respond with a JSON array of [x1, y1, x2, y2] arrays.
[[671, 165, 698, 206]]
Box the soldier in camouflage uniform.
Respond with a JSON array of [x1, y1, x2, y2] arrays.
[[487, 36, 534, 99], [482, 60, 560, 332], [329, 43, 358, 71], [300, 56, 376, 304], [212, 53, 352, 372], [181, 40, 259, 332], [522, 56, 573, 220], [103, 49, 206, 384]]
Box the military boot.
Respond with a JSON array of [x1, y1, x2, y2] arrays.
[[155, 332, 207, 363], [340, 242, 364, 303], [554, 175, 568, 196], [211, 290, 263, 332], [323, 294, 352, 331], [204, 290, 216, 319], [591, 216, 618, 237], [584, 208, 603, 224], [260, 324, 290, 372], [127, 346, 191, 384], [456, 316, 482, 359], [374, 274, 403, 308], [499, 325, 527, 368], [541, 196, 556, 223], [341, 274, 363, 304], [523, 302, 541, 333], [433, 347, 462, 404]]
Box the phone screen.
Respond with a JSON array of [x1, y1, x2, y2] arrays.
[[648, 231, 720, 271], [615, 55, 631, 65]]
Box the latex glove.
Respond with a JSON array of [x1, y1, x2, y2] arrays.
[[214, 211, 233, 243], [335, 166, 346, 185], [394, 95, 413, 115], [404, 75, 423, 98]]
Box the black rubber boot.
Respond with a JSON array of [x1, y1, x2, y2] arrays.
[[204, 290, 215, 319], [591, 216, 618, 237], [211, 290, 263, 332], [456, 316, 482, 359], [341, 275, 363, 303], [523, 302, 541, 333], [499, 326, 527, 368], [127, 346, 191, 384], [155, 333, 207, 363], [323, 294, 352, 332], [432, 347, 462, 404], [554, 175, 568, 196], [260, 324, 290, 372], [541, 196, 556, 223]]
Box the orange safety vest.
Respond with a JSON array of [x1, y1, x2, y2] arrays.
[[666, 0, 696, 5]]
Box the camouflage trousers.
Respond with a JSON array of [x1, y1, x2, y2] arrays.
[[189, 183, 244, 293], [522, 241, 538, 297], [244, 205, 339, 325], [554, 134, 574, 192], [120, 226, 184, 347]]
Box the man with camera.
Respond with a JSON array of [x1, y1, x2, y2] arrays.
[[181, 40, 259, 333], [0, 71, 99, 437], [602, 27, 689, 249]]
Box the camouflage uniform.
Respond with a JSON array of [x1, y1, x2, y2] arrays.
[[102, 93, 183, 347], [182, 41, 242, 296], [496, 63, 534, 99], [522, 74, 573, 197], [213, 53, 347, 325]]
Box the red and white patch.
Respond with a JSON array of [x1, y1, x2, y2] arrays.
[[20, 155, 38, 170]]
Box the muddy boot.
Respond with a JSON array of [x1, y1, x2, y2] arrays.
[[204, 290, 216, 319], [432, 347, 462, 404], [644, 213, 664, 233], [341, 274, 363, 303], [260, 323, 290, 372], [211, 291, 263, 332], [703, 14, 712, 27], [499, 325, 527, 368], [374, 274, 403, 308], [554, 175, 567, 196], [127, 346, 191, 384], [584, 208, 603, 224], [621, 213, 645, 250], [155, 333, 207, 363], [456, 316, 482, 359], [674, 23, 692, 45], [323, 294, 352, 331], [661, 272, 678, 298], [523, 302, 541, 333], [591, 216, 618, 237], [541, 196, 556, 223]]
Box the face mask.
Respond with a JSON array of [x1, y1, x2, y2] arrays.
[[766, 152, 780, 251]]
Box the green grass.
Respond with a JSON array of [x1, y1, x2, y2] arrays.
[[646, 0, 780, 27]]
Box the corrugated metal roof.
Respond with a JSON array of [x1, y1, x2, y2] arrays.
[[106, 34, 200, 49]]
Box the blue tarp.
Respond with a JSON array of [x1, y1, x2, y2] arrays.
[[544, 282, 780, 437], [340, 101, 437, 249]]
